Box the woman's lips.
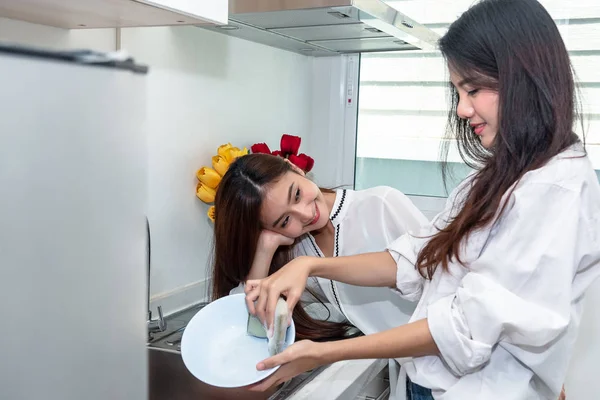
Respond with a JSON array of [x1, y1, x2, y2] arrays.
[[310, 203, 320, 225], [471, 123, 486, 135]]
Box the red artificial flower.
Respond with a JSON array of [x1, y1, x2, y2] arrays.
[[280, 134, 301, 157], [289, 154, 314, 173], [251, 134, 314, 173], [251, 143, 271, 154]]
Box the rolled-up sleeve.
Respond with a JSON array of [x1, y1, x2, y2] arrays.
[[427, 182, 584, 377], [388, 233, 427, 302]]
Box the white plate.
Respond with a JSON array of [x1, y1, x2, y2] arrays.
[[181, 293, 295, 388]]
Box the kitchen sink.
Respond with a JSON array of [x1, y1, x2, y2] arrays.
[[148, 302, 329, 400]]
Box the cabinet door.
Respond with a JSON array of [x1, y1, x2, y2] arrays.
[[0, 0, 228, 28], [0, 48, 148, 400], [138, 0, 228, 24]]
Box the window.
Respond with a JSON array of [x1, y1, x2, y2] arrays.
[[355, 0, 600, 199]]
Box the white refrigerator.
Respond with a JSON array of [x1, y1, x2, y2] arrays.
[[0, 44, 148, 400]]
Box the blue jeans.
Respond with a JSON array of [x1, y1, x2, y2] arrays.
[[406, 377, 434, 400]]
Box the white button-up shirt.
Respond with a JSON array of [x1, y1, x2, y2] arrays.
[[388, 145, 600, 399]]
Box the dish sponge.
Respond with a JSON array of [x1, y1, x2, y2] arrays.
[[246, 297, 289, 356], [246, 313, 267, 338]]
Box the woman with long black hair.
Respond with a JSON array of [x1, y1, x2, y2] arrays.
[[246, 1, 600, 399]]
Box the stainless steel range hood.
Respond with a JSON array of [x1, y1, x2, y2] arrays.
[[198, 0, 440, 57]]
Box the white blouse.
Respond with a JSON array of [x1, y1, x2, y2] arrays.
[[295, 186, 429, 335], [388, 145, 600, 400]]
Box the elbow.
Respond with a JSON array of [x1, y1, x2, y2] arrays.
[[427, 296, 493, 377], [392, 285, 423, 302], [443, 349, 491, 377], [389, 250, 424, 301], [430, 326, 492, 376]]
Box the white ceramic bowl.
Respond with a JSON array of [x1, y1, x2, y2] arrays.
[[181, 293, 295, 388]]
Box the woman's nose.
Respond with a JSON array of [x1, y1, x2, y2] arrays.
[[294, 203, 313, 223], [456, 96, 474, 119]]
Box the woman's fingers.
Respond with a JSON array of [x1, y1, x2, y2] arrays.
[[254, 280, 270, 326], [248, 341, 320, 393], [285, 291, 300, 325], [266, 284, 282, 330], [244, 280, 261, 315], [257, 347, 293, 371]]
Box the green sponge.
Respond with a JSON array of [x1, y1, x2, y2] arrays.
[[247, 313, 267, 338]]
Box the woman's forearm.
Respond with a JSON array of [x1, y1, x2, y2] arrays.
[[247, 247, 277, 280], [322, 319, 438, 363], [308, 251, 397, 288]]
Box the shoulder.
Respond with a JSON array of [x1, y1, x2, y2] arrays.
[[495, 150, 600, 226], [511, 146, 598, 207], [347, 186, 428, 225], [520, 149, 594, 193], [350, 186, 412, 205]]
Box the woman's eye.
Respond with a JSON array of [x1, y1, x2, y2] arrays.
[[281, 216, 290, 228], [467, 89, 479, 96], [295, 188, 300, 202]]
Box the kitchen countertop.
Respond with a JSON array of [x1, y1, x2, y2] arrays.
[[287, 358, 388, 399]]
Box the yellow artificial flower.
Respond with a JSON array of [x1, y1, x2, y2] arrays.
[[207, 206, 216, 223], [196, 167, 221, 189], [212, 155, 230, 177], [217, 143, 235, 162], [228, 146, 249, 161], [196, 182, 216, 203]]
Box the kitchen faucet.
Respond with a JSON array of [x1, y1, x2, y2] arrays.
[[146, 217, 166, 340]]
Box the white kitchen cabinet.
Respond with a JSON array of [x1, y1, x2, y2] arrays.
[[0, 0, 228, 29]]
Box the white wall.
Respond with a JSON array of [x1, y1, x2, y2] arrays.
[[119, 26, 312, 313]]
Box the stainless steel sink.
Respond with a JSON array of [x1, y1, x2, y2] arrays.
[[148, 303, 328, 400]]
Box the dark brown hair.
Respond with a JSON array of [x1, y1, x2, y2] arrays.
[[417, 0, 582, 278], [210, 153, 351, 340]]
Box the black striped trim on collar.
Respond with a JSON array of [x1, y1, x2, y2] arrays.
[[330, 224, 342, 311], [334, 224, 340, 257], [330, 189, 346, 223]]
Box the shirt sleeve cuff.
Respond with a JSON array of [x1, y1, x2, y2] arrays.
[[229, 282, 245, 295], [387, 235, 423, 302], [427, 294, 492, 377]]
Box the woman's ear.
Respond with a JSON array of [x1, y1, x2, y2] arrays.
[[284, 158, 306, 176]]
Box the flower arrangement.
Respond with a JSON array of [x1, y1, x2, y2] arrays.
[[196, 143, 248, 222], [251, 134, 314, 173], [196, 134, 314, 223]]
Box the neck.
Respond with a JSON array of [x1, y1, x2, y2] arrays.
[[323, 191, 336, 215]]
